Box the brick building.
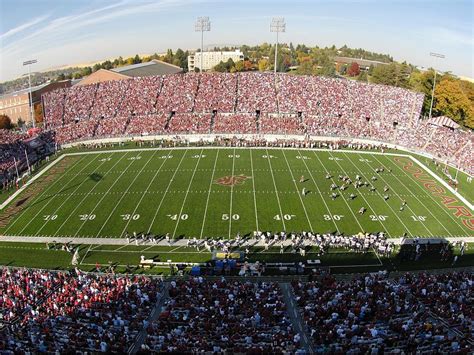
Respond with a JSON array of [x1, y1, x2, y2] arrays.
[[0, 80, 71, 124]]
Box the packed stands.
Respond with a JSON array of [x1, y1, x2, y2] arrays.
[[166, 113, 212, 134], [213, 113, 257, 134], [194, 73, 237, 112], [125, 114, 168, 136], [1, 269, 471, 353], [292, 271, 473, 353], [116, 76, 163, 117], [0, 269, 162, 353], [236, 72, 278, 113], [142, 278, 299, 353], [63, 84, 97, 124], [155, 73, 199, 113], [39, 72, 472, 174], [91, 80, 129, 120]]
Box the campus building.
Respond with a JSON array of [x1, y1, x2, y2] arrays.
[[188, 50, 244, 71]]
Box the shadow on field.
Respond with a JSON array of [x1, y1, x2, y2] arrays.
[[89, 173, 103, 182]]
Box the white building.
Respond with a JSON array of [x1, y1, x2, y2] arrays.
[[188, 50, 244, 71]]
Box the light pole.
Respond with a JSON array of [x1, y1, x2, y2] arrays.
[[428, 52, 445, 120], [195, 17, 211, 73], [270, 17, 286, 74], [23, 59, 38, 128]]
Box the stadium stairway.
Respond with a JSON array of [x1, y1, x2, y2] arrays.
[[280, 283, 314, 354], [128, 281, 171, 354]]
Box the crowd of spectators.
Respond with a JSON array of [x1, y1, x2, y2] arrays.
[[0, 269, 162, 353], [91, 80, 129, 120], [116, 76, 163, 117], [0, 266, 471, 353], [0, 268, 66, 323], [40, 72, 472, 173], [194, 73, 237, 112], [125, 114, 168, 136], [292, 271, 473, 353], [260, 114, 304, 135], [54, 119, 98, 144], [0, 130, 28, 178], [155, 73, 199, 113], [213, 113, 257, 134], [63, 84, 97, 124], [166, 113, 212, 134], [95, 116, 130, 137], [236, 72, 278, 113], [143, 277, 300, 353]]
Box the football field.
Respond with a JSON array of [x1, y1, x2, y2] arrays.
[[1, 147, 472, 240]]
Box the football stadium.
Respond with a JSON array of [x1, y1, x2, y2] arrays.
[[0, 2, 473, 353]]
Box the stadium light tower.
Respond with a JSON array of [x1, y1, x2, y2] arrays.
[[270, 17, 286, 74], [23, 59, 38, 128], [428, 52, 445, 120], [195, 16, 211, 73]]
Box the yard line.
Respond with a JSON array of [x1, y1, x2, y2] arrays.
[[91, 151, 159, 238], [228, 148, 236, 239], [200, 149, 220, 238], [4, 155, 88, 234], [311, 151, 366, 234], [51, 152, 131, 237], [147, 149, 188, 234], [119, 151, 172, 239], [281, 149, 313, 231], [340, 152, 417, 236], [379, 155, 470, 235], [265, 148, 286, 231], [171, 149, 204, 239], [23, 154, 107, 236], [359, 153, 444, 236], [249, 149, 259, 232], [78, 153, 157, 263], [297, 149, 339, 232]]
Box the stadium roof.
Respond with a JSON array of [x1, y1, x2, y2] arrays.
[[0, 82, 50, 99], [111, 59, 182, 77], [427, 116, 460, 129], [333, 56, 389, 68]]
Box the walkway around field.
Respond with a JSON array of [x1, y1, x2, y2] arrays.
[[1, 235, 473, 245]]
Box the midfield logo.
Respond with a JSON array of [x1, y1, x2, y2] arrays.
[[215, 175, 251, 186]]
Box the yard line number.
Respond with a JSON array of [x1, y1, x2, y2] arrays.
[[79, 214, 96, 221], [323, 214, 344, 221], [370, 215, 388, 221], [222, 214, 240, 220], [274, 214, 295, 221], [121, 214, 140, 221], [168, 214, 188, 220], [43, 215, 58, 221], [411, 215, 427, 222]]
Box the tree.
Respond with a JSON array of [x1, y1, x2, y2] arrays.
[[258, 58, 269, 72], [317, 63, 336, 77], [347, 62, 360, 77], [356, 71, 368, 82], [295, 60, 314, 75], [133, 55, 141, 64], [34, 104, 43, 124], [234, 60, 245, 72], [0, 114, 12, 129], [434, 78, 474, 128]]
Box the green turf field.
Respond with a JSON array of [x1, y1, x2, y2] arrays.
[[1, 147, 472, 239]]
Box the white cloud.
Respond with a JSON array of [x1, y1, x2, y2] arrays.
[[0, 15, 49, 40]]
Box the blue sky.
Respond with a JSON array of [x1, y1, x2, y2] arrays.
[[0, 0, 472, 82]]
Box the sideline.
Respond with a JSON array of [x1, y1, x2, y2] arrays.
[[0, 155, 65, 211]]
